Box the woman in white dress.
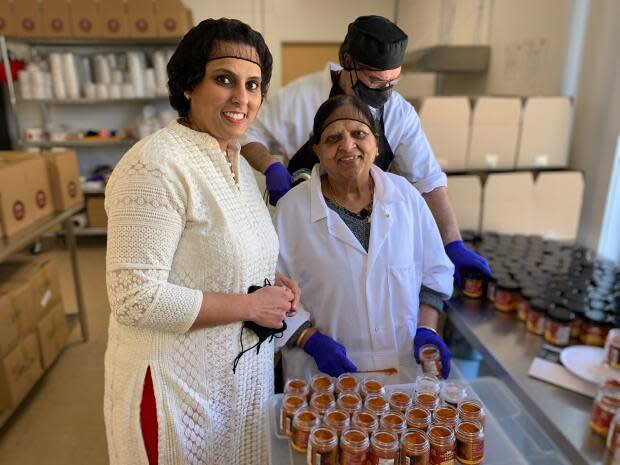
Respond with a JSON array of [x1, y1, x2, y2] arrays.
[[104, 18, 299, 465]]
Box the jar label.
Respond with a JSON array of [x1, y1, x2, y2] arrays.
[[403, 452, 430, 465], [456, 438, 484, 463], [609, 347, 620, 368], [310, 449, 337, 465], [429, 446, 455, 465], [591, 401, 615, 435], [463, 279, 483, 297], [368, 453, 396, 465], [340, 449, 368, 465], [545, 322, 570, 346]]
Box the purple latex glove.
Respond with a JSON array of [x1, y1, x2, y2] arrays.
[[303, 330, 358, 377], [264, 162, 293, 206], [445, 240, 492, 287], [413, 327, 451, 379]]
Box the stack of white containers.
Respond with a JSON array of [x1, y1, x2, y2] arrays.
[[17, 49, 174, 101]]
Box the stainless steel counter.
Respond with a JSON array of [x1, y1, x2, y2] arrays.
[[447, 297, 612, 465]]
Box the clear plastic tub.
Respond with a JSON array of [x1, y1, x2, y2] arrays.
[[266, 376, 571, 465]]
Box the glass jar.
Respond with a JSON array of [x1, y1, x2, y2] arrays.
[[544, 307, 574, 347], [433, 405, 458, 430], [389, 390, 413, 413], [337, 392, 363, 415], [285, 378, 310, 399], [581, 310, 612, 347], [607, 409, 620, 452], [415, 391, 440, 413], [455, 421, 485, 465], [494, 280, 520, 312], [310, 392, 336, 418], [486, 276, 497, 302], [419, 345, 442, 377], [428, 425, 456, 465], [311, 373, 335, 396], [591, 380, 620, 436], [324, 407, 351, 438], [280, 394, 307, 436], [339, 427, 370, 465], [526, 299, 548, 336], [351, 409, 379, 437], [369, 430, 399, 465], [379, 411, 407, 438], [308, 426, 338, 465], [415, 375, 440, 396], [336, 373, 359, 395], [361, 376, 386, 400], [365, 394, 390, 418], [401, 428, 430, 465], [517, 287, 537, 322], [462, 268, 484, 299], [605, 329, 620, 368], [457, 399, 485, 428], [291, 407, 320, 453], [406, 406, 432, 432], [440, 382, 466, 408]]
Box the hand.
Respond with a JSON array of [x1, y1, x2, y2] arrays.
[[413, 327, 451, 379], [275, 271, 300, 316], [302, 330, 357, 377], [264, 162, 293, 206], [444, 240, 492, 287], [247, 285, 294, 329]]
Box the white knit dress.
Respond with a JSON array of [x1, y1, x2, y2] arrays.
[[104, 120, 278, 465]]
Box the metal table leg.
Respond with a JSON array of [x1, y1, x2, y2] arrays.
[[62, 217, 89, 342]]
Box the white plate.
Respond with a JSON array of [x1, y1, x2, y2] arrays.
[[560, 345, 618, 385]]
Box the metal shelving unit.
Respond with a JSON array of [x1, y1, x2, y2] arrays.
[[23, 139, 138, 148], [18, 97, 168, 105]]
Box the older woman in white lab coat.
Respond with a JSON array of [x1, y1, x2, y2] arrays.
[[273, 95, 454, 383]]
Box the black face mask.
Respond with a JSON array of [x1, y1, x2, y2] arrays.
[[352, 79, 393, 109], [232, 278, 287, 373]]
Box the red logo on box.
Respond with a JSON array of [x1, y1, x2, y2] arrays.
[[51, 18, 64, 32], [164, 18, 176, 31], [68, 181, 77, 198], [22, 18, 34, 31], [79, 18, 92, 32], [35, 190, 47, 208], [107, 18, 120, 32], [136, 18, 148, 32], [13, 200, 25, 220], [0, 18, 6, 30]]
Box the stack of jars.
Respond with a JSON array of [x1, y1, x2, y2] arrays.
[[460, 231, 620, 348], [280, 374, 486, 465]]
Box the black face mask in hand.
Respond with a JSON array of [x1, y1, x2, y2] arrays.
[[232, 278, 287, 373]]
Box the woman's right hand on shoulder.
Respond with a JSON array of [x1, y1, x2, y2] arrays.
[[247, 286, 294, 329]]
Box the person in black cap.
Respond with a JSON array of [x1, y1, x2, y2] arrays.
[[241, 15, 491, 285]]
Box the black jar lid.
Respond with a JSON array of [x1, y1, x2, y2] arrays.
[[462, 268, 484, 280], [497, 280, 521, 292], [530, 298, 550, 313], [547, 306, 575, 323], [521, 287, 540, 299]]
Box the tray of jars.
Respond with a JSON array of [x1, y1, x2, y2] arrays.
[[266, 374, 571, 465]]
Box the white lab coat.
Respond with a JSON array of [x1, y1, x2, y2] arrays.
[[242, 63, 447, 194], [273, 165, 454, 383]]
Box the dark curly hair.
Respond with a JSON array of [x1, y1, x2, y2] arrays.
[[167, 18, 273, 117], [312, 95, 382, 145]]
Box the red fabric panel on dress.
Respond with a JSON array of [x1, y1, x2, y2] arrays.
[[140, 367, 158, 465]]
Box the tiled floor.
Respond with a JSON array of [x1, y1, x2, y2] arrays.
[[0, 238, 109, 465]]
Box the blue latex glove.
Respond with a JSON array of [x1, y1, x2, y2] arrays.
[[303, 330, 358, 377], [413, 327, 451, 379], [264, 162, 293, 206], [445, 240, 492, 287]]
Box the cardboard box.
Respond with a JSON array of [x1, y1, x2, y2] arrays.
[[36, 309, 58, 369], [447, 175, 482, 232], [419, 97, 470, 172], [0, 159, 35, 237], [127, 0, 156, 38], [21, 332, 43, 390], [1, 280, 37, 336], [69, 0, 101, 37], [481, 172, 535, 235], [531, 171, 584, 241], [0, 0, 14, 36], [516, 97, 573, 168], [156, 0, 187, 37], [86, 195, 107, 228], [52, 303, 68, 350], [13, 0, 43, 37], [0, 294, 20, 357], [100, 0, 128, 38], [42, 0, 71, 37], [0, 344, 27, 410], [185, 7, 193, 28], [42, 260, 63, 306], [42, 151, 83, 211], [467, 97, 521, 170]]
